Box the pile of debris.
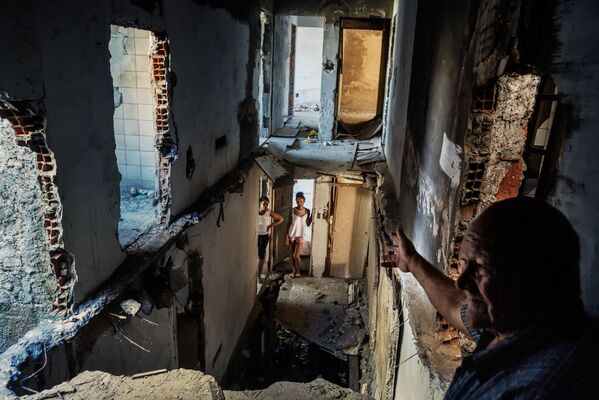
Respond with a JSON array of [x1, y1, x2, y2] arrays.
[[24, 369, 372, 400]]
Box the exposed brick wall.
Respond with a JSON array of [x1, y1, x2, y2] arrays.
[[0, 102, 75, 313], [151, 33, 176, 224], [434, 74, 540, 358]]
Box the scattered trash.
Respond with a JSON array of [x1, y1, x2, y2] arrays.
[[130, 186, 139, 197], [120, 299, 141, 316]]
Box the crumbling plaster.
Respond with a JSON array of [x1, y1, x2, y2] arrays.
[[474, 74, 540, 210], [0, 119, 55, 354]]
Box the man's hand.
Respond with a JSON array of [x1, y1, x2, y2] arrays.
[[285, 236, 290, 246], [382, 228, 418, 273]]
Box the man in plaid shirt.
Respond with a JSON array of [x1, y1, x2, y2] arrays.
[[384, 197, 598, 399]]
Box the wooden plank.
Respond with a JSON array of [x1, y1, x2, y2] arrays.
[[273, 126, 299, 137], [285, 117, 301, 128]]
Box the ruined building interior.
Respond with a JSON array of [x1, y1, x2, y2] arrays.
[[0, 0, 598, 399]]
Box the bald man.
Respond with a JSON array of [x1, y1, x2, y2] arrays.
[[385, 197, 598, 399]]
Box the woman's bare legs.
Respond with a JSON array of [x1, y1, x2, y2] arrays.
[[293, 241, 303, 277], [289, 241, 297, 276]]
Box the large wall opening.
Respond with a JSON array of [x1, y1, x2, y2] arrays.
[[109, 26, 172, 246]]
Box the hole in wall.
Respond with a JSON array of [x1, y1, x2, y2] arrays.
[[292, 18, 324, 131], [109, 25, 173, 246]]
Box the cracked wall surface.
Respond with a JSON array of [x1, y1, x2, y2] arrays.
[[0, 118, 55, 353]]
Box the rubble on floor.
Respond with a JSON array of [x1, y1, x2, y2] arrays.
[[24, 369, 372, 400], [224, 378, 372, 399], [24, 369, 223, 400], [276, 277, 366, 358], [118, 192, 157, 247]]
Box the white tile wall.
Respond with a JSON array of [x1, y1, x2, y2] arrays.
[[110, 26, 157, 192]]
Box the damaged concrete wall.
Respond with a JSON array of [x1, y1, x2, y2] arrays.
[[382, 0, 417, 183], [166, 2, 261, 215], [0, 0, 267, 304], [11, 164, 262, 394], [186, 165, 261, 381], [364, 215, 402, 400], [545, 0, 599, 316], [381, 0, 599, 398], [383, 0, 480, 397], [16, 304, 178, 394], [0, 0, 126, 303], [272, 15, 296, 131], [0, 119, 55, 353]]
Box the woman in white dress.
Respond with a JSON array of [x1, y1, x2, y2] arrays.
[[285, 192, 312, 277]]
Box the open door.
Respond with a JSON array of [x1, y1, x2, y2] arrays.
[[329, 183, 372, 278], [336, 18, 390, 137]]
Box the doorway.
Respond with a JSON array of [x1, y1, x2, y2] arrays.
[[291, 179, 315, 275], [292, 18, 324, 131], [336, 19, 390, 137]]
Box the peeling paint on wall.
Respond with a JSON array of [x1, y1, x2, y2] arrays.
[[439, 132, 463, 187], [416, 173, 443, 239]]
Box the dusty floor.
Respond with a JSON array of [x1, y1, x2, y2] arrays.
[[118, 192, 156, 247]]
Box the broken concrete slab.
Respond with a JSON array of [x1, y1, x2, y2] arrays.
[[254, 155, 290, 183], [24, 369, 224, 400], [224, 378, 373, 400]]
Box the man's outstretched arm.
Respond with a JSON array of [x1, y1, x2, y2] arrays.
[[383, 228, 468, 335]]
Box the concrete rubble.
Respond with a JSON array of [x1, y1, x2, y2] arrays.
[[23, 369, 372, 400], [276, 277, 366, 358], [24, 369, 223, 400]]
